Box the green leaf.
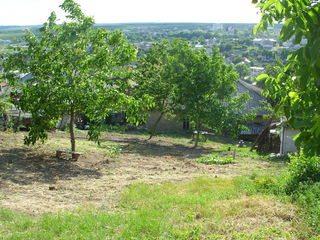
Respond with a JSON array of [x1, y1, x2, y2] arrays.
[[288, 91, 298, 99], [280, 18, 294, 41], [292, 131, 301, 141], [296, 15, 307, 30], [307, 9, 318, 24], [275, 1, 283, 14], [256, 74, 269, 81], [284, 61, 293, 72], [253, 23, 261, 35], [262, 0, 276, 11], [294, 31, 303, 44]]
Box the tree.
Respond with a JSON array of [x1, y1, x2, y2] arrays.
[[133, 39, 188, 139], [4, 0, 143, 152], [173, 47, 252, 147], [135, 39, 252, 147], [254, 0, 320, 156], [0, 91, 11, 117], [259, 58, 284, 89], [235, 62, 251, 79]]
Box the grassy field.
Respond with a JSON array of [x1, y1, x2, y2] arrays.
[[0, 177, 313, 240], [0, 130, 318, 239]]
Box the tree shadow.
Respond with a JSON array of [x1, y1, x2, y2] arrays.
[[0, 148, 102, 185], [103, 137, 213, 159], [105, 129, 236, 145]]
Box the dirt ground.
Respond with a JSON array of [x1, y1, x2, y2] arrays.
[[0, 131, 286, 215]]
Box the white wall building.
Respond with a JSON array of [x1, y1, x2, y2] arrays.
[[280, 124, 299, 155]]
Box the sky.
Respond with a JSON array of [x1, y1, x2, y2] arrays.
[[0, 0, 261, 26]]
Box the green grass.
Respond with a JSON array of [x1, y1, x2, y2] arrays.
[[0, 177, 314, 240]]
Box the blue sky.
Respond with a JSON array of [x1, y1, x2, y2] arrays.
[[0, 0, 261, 26]]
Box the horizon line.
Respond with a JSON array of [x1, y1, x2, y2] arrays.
[[0, 21, 265, 27]]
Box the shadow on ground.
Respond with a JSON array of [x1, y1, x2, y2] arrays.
[[0, 148, 102, 185], [103, 137, 213, 159]]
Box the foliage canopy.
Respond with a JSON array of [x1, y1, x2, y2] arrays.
[[4, 0, 146, 151], [255, 0, 320, 156], [134, 39, 252, 146]]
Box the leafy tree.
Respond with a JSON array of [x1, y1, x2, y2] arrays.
[[173, 47, 252, 147], [259, 58, 284, 88], [3, 0, 144, 152], [233, 55, 243, 64], [135, 39, 252, 146], [133, 39, 182, 139], [254, 0, 320, 156], [0, 92, 11, 116], [235, 62, 251, 79]]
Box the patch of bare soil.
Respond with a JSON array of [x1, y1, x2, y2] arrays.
[[0, 131, 284, 215]]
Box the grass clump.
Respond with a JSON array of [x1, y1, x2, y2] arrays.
[[195, 154, 233, 165]]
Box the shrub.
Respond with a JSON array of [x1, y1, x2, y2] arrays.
[[286, 154, 320, 193], [283, 154, 320, 232]]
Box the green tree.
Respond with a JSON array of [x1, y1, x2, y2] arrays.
[[254, 0, 320, 156], [135, 39, 252, 147], [173, 47, 252, 147], [235, 62, 251, 79], [4, 0, 143, 152], [0, 92, 11, 116], [133, 39, 182, 139]]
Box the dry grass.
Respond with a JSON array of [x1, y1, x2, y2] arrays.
[[0, 130, 287, 215], [0, 130, 315, 238]]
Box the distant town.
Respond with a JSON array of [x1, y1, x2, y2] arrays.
[[0, 22, 304, 86]]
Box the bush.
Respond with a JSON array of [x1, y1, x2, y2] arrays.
[[283, 154, 320, 232], [286, 154, 320, 193], [290, 182, 320, 231]]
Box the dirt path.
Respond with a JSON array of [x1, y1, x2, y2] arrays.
[[0, 131, 285, 214]]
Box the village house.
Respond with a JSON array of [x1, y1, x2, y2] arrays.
[[253, 38, 277, 50], [236, 80, 269, 137]]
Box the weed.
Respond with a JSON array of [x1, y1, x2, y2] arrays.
[[103, 145, 122, 158], [195, 154, 233, 165]]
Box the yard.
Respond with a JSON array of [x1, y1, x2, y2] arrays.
[[0, 130, 316, 239]]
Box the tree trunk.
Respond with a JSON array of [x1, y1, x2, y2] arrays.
[[69, 106, 76, 152], [250, 118, 273, 152], [148, 112, 164, 140], [13, 110, 21, 132], [2, 113, 7, 131], [193, 121, 201, 148]]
